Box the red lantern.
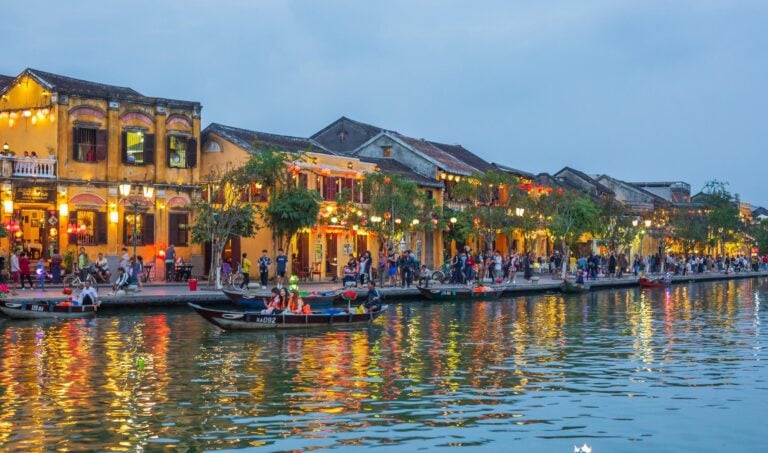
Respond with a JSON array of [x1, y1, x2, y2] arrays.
[[518, 182, 526, 190], [557, 188, 564, 196], [383, 176, 391, 184]]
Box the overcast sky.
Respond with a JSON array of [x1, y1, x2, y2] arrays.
[[3, 1, 766, 206]]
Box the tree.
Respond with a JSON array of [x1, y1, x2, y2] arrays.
[[361, 172, 427, 251], [190, 169, 260, 288], [752, 220, 768, 255], [549, 192, 599, 278], [669, 206, 708, 254], [263, 187, 321, 257], [452, 171, 514, 252], [699, 180, 742, 257], [590, 198, 635, 255], [440, 207, 472, 260]]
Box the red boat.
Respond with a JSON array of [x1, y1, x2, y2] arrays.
[[639, 277, 669, 288]]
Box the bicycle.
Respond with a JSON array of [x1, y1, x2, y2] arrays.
[[224, 264, 244, 289]]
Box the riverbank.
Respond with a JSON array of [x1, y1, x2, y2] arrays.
[[3, 270, 767, 309]]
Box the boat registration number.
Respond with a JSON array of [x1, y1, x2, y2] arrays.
[[31, 305, 46, 312], [252, 317, 276, 324]]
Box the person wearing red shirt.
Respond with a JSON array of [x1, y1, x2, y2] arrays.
[[19, 251, 33, 290]]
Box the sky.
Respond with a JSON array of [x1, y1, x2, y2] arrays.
[[3, 0, 766, 206]]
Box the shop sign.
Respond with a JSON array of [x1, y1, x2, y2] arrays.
[[14, 187, 56, 203]]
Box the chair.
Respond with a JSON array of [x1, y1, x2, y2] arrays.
[[310, 262, 322, 281]]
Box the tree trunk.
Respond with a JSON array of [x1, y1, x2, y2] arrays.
[[561, 239, 570, 280]]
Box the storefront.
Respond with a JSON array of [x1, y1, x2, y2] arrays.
[[2, 184, 60, 258]]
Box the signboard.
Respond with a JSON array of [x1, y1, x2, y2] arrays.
[[14, 187, 56, 203]]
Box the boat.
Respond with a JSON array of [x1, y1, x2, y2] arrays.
[[222, 289, 342, 310], [188, 303, 387, 330], [0, 300, 99, 319], [416, 286, 505, 301], [560, 280, 591, 294], [639, 277, 670, 288]]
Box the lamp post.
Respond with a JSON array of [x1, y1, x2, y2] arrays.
[[118, 180, 154, 259]]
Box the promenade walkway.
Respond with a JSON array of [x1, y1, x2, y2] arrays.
[[3, 270, 767, 309]]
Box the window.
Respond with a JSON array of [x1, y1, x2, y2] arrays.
[[123, 213, 155, 246], [122, 130, 155, 165], [168, 213, 189, 246], [68, 210, 107, 245], [72, 127, 107, 162], [167, 135, 197, 169], [382, 146, 392, 158]]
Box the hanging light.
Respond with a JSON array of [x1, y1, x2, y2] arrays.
[[644, 219, 652, 228], [143, 185, 154, 198], [58, 203, 68, 217], [2, 200, 13, 213], [394, 218, 402, 224], [632, 219, 639, 227], [119, 180, 132, 197], [412, 219, 420, 225], [330, 216, 338, 224], [450, 217, 457, 224], [109, 210, 119, 224]]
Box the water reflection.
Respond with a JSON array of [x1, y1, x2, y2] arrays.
[[0, 280, 766, 451]]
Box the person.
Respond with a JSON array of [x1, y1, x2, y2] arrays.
[[112, 267, 129, 294], [51, 249, 63, 284], [19, 251, 32, 290], [342, 262, 357, 286], [417, 265, 431, 287], [378, 250, 387, 287], [358, 252, 371, 287], [387, 248, 398, 287], [10, 249, 20, 295], [35, 257, 46, 291], [222, 259, 232, 283], [261, 287, 281, 314], [363, 281, 382, 313], [252, 251, 265, 289], [132, 256, 144, 290], [77, 247, 89, 281], [95, 252, 110, 282], [275, 248, 288, 289], [165, 244, 176, 282], [119, 248, 130, 271], [74, 279, 98, 306], [285, 289, 308, 314]]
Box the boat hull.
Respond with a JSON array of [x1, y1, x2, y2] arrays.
[[560, 281, 591, 294], [417, 286, 504, 301], [222, 289, 341, 310], [639, 277, 669, 288], [189, 303, 386, 330], [0, 301, 97, 319]]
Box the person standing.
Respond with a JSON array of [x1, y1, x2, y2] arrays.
[[10, 250, 20, 294], [377, 250, 387, 287], [77, 247, 89, 281], [165, 244, 176, 282], [19, 252, 32, 290], [51, 249, 63, 284], [275, 248, 288, 289]]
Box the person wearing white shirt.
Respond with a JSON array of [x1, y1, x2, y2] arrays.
[[74, 280, 99, 306]]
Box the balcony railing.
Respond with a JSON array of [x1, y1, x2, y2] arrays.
[[0, 157, 57, 179]]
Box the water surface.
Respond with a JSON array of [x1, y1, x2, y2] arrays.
[[0, 279, 766, 452]]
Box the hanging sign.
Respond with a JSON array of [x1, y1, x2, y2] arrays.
[[14, 187, 56, 203]]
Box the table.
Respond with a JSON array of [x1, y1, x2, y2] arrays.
[[142, 264, 153, 283]]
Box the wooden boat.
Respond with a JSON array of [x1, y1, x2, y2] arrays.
[[222, 289, 341, 310], [0, 300, 99, 319], [416, 286, 505, 301], [188, 303, 387, 330], [639, 277, 670, 288], [560, 280, 591, 294]]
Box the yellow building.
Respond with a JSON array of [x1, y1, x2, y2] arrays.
[[201, 123, 380, 279], [0, 68, 202, 279]]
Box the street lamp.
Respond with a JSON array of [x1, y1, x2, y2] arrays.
[[644, 219, 652, 228], [118, 180, 154, 259], [515, 207, 525, 217]]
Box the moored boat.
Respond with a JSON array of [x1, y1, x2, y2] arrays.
[[222, 289, 341, 310], [416, 286, 505, 301], [189, 303, 387, 330], [560, 280, 591, 294], [639, 277, 670, 288], [0, 300, 99, 319]]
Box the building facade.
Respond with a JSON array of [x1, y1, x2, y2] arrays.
[[0, 69, 202, 277]]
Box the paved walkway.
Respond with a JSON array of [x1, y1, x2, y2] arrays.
[[3, 270, 767, 309]]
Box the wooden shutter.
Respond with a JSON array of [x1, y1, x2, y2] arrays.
[[324, 177, 337, 201], [68, 210, 78, 245], [143, 213, 155, 245], [144, 134, 155, 165], [95, 130, 108, 161], [186, 137, 197, 168], [166, 136, 173, 167], [121, 131, 128, 163], [123, 213, 130, 246], [95, 212, 107, 244], [72, 127, 79, 160], [168, 213, 179, 246]]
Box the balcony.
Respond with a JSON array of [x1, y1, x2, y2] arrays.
[[0, 156, 57, 179]]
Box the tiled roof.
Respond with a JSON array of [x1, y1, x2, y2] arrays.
[[0, 68, 200, 109], [311, 116, 391, 140], [555, 167, 614, 196], [0, 74, 15, 91], [203, 123, 333, 155], [492, 163, 535, 179], [428, 141, 494, 172], [394, 133, 477, 175], [359, 157, 444, 189]]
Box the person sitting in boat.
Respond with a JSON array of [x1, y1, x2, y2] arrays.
[[576, 270, 585, 284], [73, 279, 99, 306], [417, 265, 432, 288], [112, 267, 130, 294], [363, 281, 382, 313], [662, 271, 672, 283], [286, 289, 311, 314], [261, 287, 281, 314]]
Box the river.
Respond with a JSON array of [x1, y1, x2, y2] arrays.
[[0, 279, 766, 452]]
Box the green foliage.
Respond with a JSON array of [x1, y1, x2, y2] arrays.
[[263, 188, 321, 241], [452, 171, 516, 250], [63, 249, 75, 272], [590, 198, 635, 253], [441, 207, 473, 245], [361, 172, 428, 247], [753, 220, 768, 254], [669, 207, 708, 253], [699, 180, 742, 254], [550, 192, 599, 276]]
